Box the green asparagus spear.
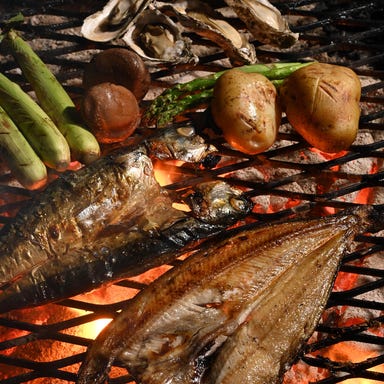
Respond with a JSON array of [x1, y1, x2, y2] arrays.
[[144, 62, 314, 127], [3, 29, 100, 164], [0, 105, 47, 189], [0, 72, 71, 171]]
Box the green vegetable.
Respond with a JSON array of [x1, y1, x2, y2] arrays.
[[0, 72, 71, 171], [0, 105, 47, 189], [143, 62, 314, 127], [3, 29, 100, 164]]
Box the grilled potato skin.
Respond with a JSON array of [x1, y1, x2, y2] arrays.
[[211, 69, 281, 155], [279, 62, 361, 153]]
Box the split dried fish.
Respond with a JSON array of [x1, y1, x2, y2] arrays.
[[0, 126, 251, 313], [77, 206, 376, 384]]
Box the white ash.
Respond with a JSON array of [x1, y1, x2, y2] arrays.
[[284, 363, 331, 384], [350, 249, 384, 310]]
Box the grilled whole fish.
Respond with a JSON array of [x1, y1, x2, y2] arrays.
[[0, 127, 251, 313], [77, 206, 376, 384]]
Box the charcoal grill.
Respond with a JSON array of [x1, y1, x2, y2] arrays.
[[0, 0, 383, 383]]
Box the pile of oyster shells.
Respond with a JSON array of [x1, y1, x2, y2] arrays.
[[81, 0, 299, 65]]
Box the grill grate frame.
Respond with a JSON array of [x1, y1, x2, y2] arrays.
[[0, 1, 383, 383]]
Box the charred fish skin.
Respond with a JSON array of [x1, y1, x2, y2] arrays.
[[0, 147, 169, 310], [0, 180, 251, 313], [0, 126, 249, 313], [77, 206, 373, 384], [0, 125, 216, 286], [0, 147, 157, 288]]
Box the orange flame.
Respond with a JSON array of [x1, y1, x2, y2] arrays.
[[323, 342, 384, 384], [153, 159, 191, 212], [153, 159, 185, 187]]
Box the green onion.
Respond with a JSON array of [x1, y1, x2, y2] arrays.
[[4, 29, 100, 164], [0, 72, 71, 171], [0, 105, 47, 189]]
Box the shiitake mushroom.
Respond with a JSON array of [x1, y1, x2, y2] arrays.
[[82, 48, 151, 101], [211, 69, 281, 155], [81, 82, 141, 144], [279, 62, 361, 153]]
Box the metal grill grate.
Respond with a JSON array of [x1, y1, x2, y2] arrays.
[[0, 1, 383, 383]]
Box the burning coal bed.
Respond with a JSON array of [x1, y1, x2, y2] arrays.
[[0, 0, 384, 384]]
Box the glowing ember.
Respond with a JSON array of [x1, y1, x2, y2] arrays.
[[153, 159, 185, 187], [78, 316, 112, 339], [323, 342, 384, 384], [0, 304, 87, 381]]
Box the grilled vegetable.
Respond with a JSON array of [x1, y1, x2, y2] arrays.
[[3, 29, 100, 164], [77, 206, 376, 384], [211, 69, 281, 154], [0, 72, 70, 171], [0, 105, 47, 189], [143, 62, 313, 127], [81, 82, 141, 143], [279, 62, 361, 153], [82, 47, 151, 101], [0, 126, 250, 313]]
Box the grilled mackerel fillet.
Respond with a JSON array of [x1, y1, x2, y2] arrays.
[[0, 126, 251, 312], [77, 206, 376, 384]]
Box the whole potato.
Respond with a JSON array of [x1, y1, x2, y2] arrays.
[[211, 69, 280, 155], [81, 82, 141, 144], [279, 62, 361, 153]]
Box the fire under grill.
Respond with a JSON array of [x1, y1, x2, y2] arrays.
[[0, 0, 383, 383]]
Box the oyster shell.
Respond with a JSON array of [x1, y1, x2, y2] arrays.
[[159, 0, 257, 65], [81, 0, 153, 42], [122, 8, 197, 64], [223, 0, 299, 48]]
